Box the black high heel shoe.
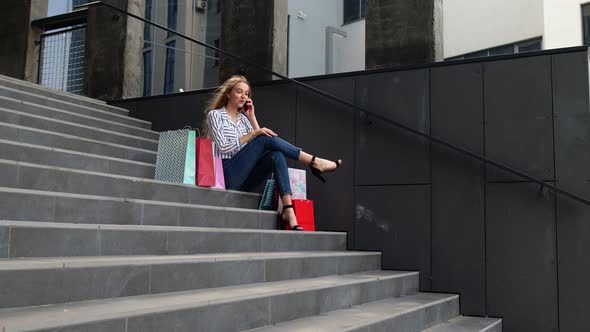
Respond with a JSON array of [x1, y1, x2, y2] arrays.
[[309, 156, 342, 183], [280, 205, 304, 231]]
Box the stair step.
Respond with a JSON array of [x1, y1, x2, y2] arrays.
[[0, 186, 280, 230], [0, 159, 259, 209], [0, 74, 130, 116], [246, 293, 459, 332], [0, 221, 346, 258], [0, 95, 159, 140], [0, 271, 416, 332], [0, 122, 156, 163], [423, 316, 502, 332], [0, 85, 151, 129], [0, 183, 279, 228], [0, 107, 158, 150], [0, 251, 381, 309], [0, 139, 155, 178]]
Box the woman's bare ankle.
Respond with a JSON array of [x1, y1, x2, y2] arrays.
[[282, 207, 298, 227]]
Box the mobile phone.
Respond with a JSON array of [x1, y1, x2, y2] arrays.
[[243, 101, 249, 111]]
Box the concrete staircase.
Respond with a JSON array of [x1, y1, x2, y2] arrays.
[[0, 74, 502, 332]]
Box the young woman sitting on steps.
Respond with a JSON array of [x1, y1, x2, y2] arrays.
[[204, 75, 341, 231]]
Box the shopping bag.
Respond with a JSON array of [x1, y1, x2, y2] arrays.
[[259, 177, 278, 210], [183, 131, 196, 184], [154, 129, 196, 185], [277, 167, 307, 211], [196, 136, 215, 187], [288, 168, 306, 199], [212, 156, 226, 189], [292, 199, 315, 231]]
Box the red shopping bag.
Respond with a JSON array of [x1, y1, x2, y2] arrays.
[[292, 199, 315, 231], [196, 137, 215, 187]]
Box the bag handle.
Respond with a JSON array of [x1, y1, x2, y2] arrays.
[[183, 126, 202, 138]]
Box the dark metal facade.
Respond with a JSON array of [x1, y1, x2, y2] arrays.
[[111, 48, 590, 332]]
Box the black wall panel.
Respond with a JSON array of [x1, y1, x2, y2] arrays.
[[296, 78, 356, 237], [355, 70, 430, 185], [553, 51, 590, 332], [553, 52, 590, 197], [484, 56, 554, 182], [251, 83, 298, 170], [356, 117, 430, 185], [556, 198, 590, 332], [430, 64, 486, 315], [130, 97, 182, 131], [356, 70, 430, 130], [430, 64, 484, 152], [125, 93, 213, 132], [252, 83, 297, 145], [176, 93, 214, 131], [121, 101, 136, 115], [354, 185, 431, 290], [486, 182, 558, 332]]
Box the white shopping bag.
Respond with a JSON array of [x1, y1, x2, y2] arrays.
[[278, 167, 306, 211]]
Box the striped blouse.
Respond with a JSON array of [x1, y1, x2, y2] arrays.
[[207, 107, 254, 159]]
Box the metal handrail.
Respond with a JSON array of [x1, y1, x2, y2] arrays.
[[83, 1, 590, 206], [39, 25, 87, 39]]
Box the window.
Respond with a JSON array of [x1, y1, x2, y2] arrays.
[[463, 50, 488, 59], [518, 40, 542, 53], [164, 41, 176, 94], [583, 4, 590, 45], [449, 38, 542, 60], [343, 0, 365, 25], [211, 0, 221, 14], [144, 0, 152, 47], [360, 0, 365, 18], [72, 0, 88, 8], [143, 51, 152, 96], [489, 44, 514, 56], [167, 0, 177, 37]]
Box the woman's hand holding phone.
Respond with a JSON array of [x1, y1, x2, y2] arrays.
[[243, 99, 253, 112], [243, 99, 256, 120], [242, 99, 260, 132]]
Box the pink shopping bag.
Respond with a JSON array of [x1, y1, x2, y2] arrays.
[[212, 157, 226, 189]]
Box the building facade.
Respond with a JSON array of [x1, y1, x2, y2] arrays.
[[142, 0, 216, 96], [444, 0, 590, 59], [13, 0, 590, 97], [288, 0, 590, 76]]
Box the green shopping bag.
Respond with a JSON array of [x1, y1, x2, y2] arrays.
[[258, 177, 278, 210], [183, 130, 196, 184], [154, 128, 197, 185]]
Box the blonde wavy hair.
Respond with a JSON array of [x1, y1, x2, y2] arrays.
[[203, 75, 251, 137]]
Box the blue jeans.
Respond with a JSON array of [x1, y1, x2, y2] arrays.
[[222, 136, 301, 196]]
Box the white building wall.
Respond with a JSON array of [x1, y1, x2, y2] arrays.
[[443, 0, 544, 58], [332, 19, 365, 74], [287, 0, 339, 78], [543, 0, 586, 49], [287, 0, 365, 77]]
